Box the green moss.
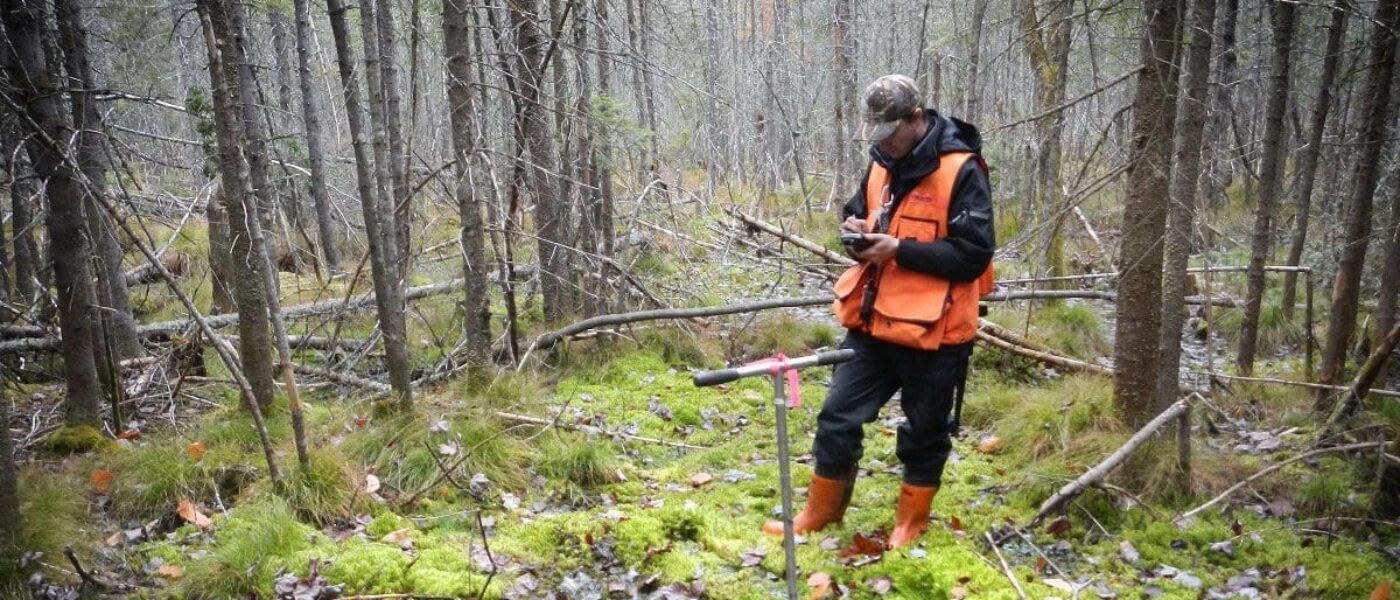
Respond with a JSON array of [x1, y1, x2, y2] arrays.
[[405, 545, 501, 598], [320, 540, 409, 594], [177, 494, 317, 599], [367, 512, 413, 538], [40, 425, 110, 454]]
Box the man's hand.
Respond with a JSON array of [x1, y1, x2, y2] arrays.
[[853, 233, 898, 263], [840, 216, 867, 234]]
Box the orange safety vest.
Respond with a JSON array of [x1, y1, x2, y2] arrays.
[[832, 151, 994, 350]]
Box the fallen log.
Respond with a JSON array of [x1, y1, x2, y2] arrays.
[[1211, 373, 1400, 400], [1030, 397, 1191, 527]]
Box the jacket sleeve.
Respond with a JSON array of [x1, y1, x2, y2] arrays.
[[892, 158, 995, 282]]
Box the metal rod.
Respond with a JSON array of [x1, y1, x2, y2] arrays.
[[774, 372, 799, 600]]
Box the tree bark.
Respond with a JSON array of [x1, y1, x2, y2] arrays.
[[374, 0, 411, 269], [325, 0, 414, 407], [205, 183, 236, 314], [1237, 0, 1296, 375], [2, 0, 105, 428], [52, 0, 142, 361], [292, 0, 340, 273], [444, 0, 491, 365], [1112, 0, 1182, 428], [1319, 0, 1399, 410], [1157, 0, 1217, 411], [196, 0, 278, 412], [829, 0, 855, 205], [1017, 0, 1072, 281], [509, 0, 575, 320], [1279, 3, 1346, 321], [1, 123, 38, 305], [0, 389, 18, 552]]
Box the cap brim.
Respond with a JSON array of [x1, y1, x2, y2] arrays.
[[859, 120, 898, 142]]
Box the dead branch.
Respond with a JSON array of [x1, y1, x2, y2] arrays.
[[1030, 398, 1192, 527], [1324, 321, 1400, 429], [975, 330, 1113, 376], [517, 296, 830, 366], [1212, 373, 1400, 400], [983, 532, 1031, 600], [1177, 441, 1384, 521], [726, 207, 855, 267]]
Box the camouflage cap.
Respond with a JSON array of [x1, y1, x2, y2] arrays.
[[859, 74, 921, 142]]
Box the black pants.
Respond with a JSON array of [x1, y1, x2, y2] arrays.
[[812, 330, 971, 487]]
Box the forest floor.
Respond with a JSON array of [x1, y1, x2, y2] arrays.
[[5, 194, 1400, 599]]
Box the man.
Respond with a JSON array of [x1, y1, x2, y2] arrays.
[[762, 74, 994, 549]]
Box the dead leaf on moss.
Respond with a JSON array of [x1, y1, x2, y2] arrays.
[[1046, 516, 1071, 536], [89, 469, 112, 494], [1371, 579, 1392, 600], [185, 442, 206, 461], [688, 473, 714, 488], [976, 435, 1004, 454], [156, 564, 183, 580], [807, 572, 833, 599], [177, 498, 213, 530]]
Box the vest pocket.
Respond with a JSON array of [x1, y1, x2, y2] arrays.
[[831, 263, 871, 329]]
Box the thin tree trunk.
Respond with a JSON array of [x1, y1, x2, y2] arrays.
[[1319, 0, 1400, 410], [196, 0, 278, 412], [292, 0, 341, 273], [829, 0, 854, 206], [268, 7, 293, 115], [52, 0, 141, 360], [326, 0, 414, 408], [358, 0, 399, 263], [1157, 0, 1216, 411], [510, 0, 574, 321], [0, 389, 17, 551], [1370, 179, 1400, 382], [964, 0, 988, 123], [2, 0, 104, 428], [1237, 0, 1297, 375], [444, 0, 491, 364], [1018, 0, 1072, 282], [1113, 0, 1182, 429], [206, 183, 236, 314], [1279, 4, 1345, 322], [5, 132, 38, 305], [375, 0, 411, 269], [593, 0, 616, 312], [1200, 0, 1239, 211]]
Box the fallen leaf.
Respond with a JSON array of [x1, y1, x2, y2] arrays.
[[948, 515, 964, 532], [740, 548, 766, 567], [867, 576, 893, 595], [1372, 579, 1392, 600], [1119, 540, 1140, 563], [1046, 516, 1071, 536], [177, 498, 213, 530], [950, 585, 967, 599], [185, 442, 206, 461], [1044, 578, 1075, 592], [156, 564, 183, 580], [689, 473, 714, 488], [89, 469, 112, 494], [839, 532, 885, 564], [438, 442, 459, 456], [381, 528, 413, 545], [1230, 519, 1243, 536], [117, 428, 142, 441], [363, 474, 381, 495], [1035, 556, 1048, 575], [976, 435, 1005, 454], [807, 572, 833, 599]]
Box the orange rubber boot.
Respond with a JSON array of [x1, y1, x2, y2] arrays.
[[762, 474, 851, 537], [887, 482, 938, 549]]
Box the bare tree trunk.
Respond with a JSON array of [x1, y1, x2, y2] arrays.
[[292, 0, 340, 273], [829, 0, 855, 205], [1018, 0, 1072, 281], [1200, 0, 1239, 211], [1237, 0, 1297, 375], [593, 0, 616, 312], [1280, 4, 1347, 322], [326, 0, 414, 408], [375, 0, 411, 269], [267, 7, 293, 115], [964, 0, 988, 123], [358, 0, 400, 265], [206, 183, 236, 314], [196, 0, 278, 412], [1, 122, 38, 305], [2, 0, 104, 428], [52, 0, 141, 361], [1157, 0, 1217, 411], [444, 0, 491, 364], [510, 0, 575, 321], [0, 391, 18, 552], [1113, 0, 1182, 428], [1370, 180, 1400, 381], [1319, 0, 1399, 410]]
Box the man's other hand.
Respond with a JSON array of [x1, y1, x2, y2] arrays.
[[854, 234, 898, 263], [840, 216, 867, 234]]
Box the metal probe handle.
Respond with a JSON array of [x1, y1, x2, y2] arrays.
[[691, 349, 856, 387]]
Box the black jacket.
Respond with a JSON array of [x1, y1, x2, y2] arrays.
[[842, 111, 995, 283]]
